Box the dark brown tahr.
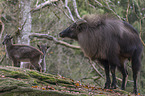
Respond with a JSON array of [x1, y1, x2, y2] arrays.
[[59, 14, 143, 94], [2, 34, 43, 72]]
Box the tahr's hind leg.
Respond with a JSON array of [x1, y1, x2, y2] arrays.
[[118, 65, 128, 90], [132, 49, 142, 95], [110, 65, 117, 89]]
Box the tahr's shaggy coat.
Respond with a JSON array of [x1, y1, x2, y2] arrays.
[[59, 14, 143, 94]]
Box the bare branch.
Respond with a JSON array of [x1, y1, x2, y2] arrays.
[[139, 19, 145, 46], [65, 0, 75, 21], [10, 18, 27, 37], [31, 0, 58, 13], [29, 33, 81, 49], [72, 0, 81, 19], [0, 53, 6, 64], [126, 0, 130, 22], [0, 20, 5, 42], [92, 0, 124, 20], [94, 0, 103, 7], [53, 3, 73, 21], [104, 1, 122, 20], [132, 1, 145, 46], [89, 60, 104, 78], [35, 0, 39, 6]]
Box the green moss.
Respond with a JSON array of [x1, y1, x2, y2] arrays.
[[8, 71, 30, 79], [0, 67, 30, 79], [0, 66, 131, 96], [0, 78, 30, 87], [57, 78, 74, 85], [0, 68, 12, 73], [0, 85, 18, 92]]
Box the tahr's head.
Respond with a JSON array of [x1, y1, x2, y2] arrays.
[[2, 34, 13, 45], [59, 19, 87, 40]]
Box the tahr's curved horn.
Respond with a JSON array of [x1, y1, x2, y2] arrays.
[[76, 19, 87, 25]]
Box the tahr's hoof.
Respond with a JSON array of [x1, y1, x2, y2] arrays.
[[134, 89, 138, 95], [104, 85, 110, 89]]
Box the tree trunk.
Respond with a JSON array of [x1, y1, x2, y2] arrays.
[[18, 0, 32, 68], [18, 0, 32, 45]]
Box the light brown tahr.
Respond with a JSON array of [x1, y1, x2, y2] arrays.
[[59, 14, 143, 95], [2, 34, 43, 72]]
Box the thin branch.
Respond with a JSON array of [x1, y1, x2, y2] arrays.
[[53, 3, 73, 21], [0, 20, 5, 42], [89, 60, 104, 78], [139, 19, 145, 46], [94, 0, 103, 7], [31, 0, 58, 13], [104, 1, 122, 20], [65, 0, 75, 21], [10, 18, 27, 37], [92, 0, 124, 20], [126, 0, 130, 22], [72, 0, 81, 19], [35, 0, 39, 6], [132, 0, 145, 46], [0, 53, 6, 64], [29, 33, 81, 49]]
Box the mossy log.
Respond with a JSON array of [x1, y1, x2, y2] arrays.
[[0, 66, 132, 96]]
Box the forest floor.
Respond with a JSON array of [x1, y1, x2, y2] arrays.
[[0, 66, 135, 96]]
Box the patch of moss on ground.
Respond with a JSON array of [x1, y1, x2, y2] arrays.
[[7, 71, 30, 79], [0, 87, 81, 96], [0, 78, 30, 87]]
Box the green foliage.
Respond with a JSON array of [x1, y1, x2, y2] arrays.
[[132, 21, 140, 31]]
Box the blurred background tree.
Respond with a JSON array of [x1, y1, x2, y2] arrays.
[[0, 0, 145, 94]]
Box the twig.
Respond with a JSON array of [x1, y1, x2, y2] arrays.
[[65, 0, 75, 21], [0, 20, 5, 42], [104, 1, 122, 20], [10, 18, 27, 37], [92, 0, 124, 20], [29, 33, 81, 49], [132, 1, 145, 46], [53, 3, 73, 22], [89, 60, 104, 78], [126, 0, 130, 22], [0, 53, 6, 64], [139, 19, 145, 46], [31, 0, 58, 13], [94, 0, 103, 7], [72, 0, 81, 19]]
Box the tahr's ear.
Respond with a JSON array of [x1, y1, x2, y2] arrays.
[[75, 19, 87, 31], [76, 19, 87, 26]]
